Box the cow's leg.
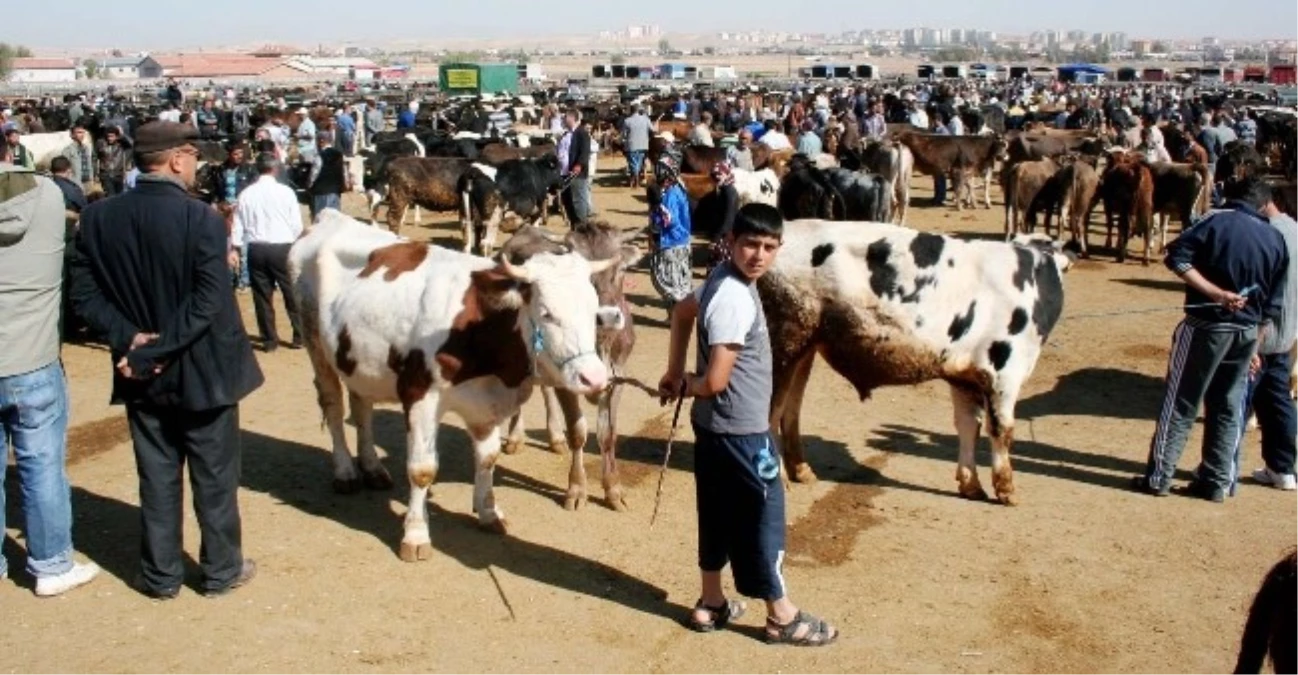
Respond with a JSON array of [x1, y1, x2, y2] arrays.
[[895, 175, 909, 225], [469, 423, 508, 533], [982, 168, 993, 209], [597, 378, 627, 511], [350, 391, 394, 490], [775, 349, 818, 484], [542, 386, 568, 454], [502, 409, 526, 455], [555, 389, 592, 511], [985, 383, 1023, 506], [480, 206, 503, 258], [459, 191, 476, 254], [399, 397, 442, 562], [305, 344, 361, 494], [950, 384, 988, 500]]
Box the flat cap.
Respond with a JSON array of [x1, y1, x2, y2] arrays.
[[134, 121, 199, 155]]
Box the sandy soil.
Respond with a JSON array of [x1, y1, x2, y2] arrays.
[[4, 161, 1295, 674]]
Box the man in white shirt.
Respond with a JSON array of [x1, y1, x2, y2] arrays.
[[231, 153, 305, 352], [757, 120, 792, 151], [157, 103, 181, 124]]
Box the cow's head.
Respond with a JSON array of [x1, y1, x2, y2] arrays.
[[497, 224, 642, 332], [493, 249, 620, 394]]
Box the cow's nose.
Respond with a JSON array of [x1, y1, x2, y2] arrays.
[[577, 366, 608, 392]]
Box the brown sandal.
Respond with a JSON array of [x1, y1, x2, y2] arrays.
[[764, 610, 839, 646]]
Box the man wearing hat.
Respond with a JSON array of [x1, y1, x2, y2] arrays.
[[69, 121, 264, 599]]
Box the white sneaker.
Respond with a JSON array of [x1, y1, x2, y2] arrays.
[[34, 561, 101, 597], [1253, 467, 1298, 491]]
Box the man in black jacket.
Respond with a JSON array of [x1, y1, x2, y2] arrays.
[[561, 109, 592, 225], [69, 121, 264, 599]]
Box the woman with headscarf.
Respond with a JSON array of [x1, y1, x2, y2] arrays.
[[647, 156, 694, 312]]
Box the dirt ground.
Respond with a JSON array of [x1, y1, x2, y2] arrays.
[[5, 160, 1296, 674]]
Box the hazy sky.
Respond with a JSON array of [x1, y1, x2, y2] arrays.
[[12, 0, 1297, 49]]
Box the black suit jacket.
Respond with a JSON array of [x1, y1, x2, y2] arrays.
[[69, 176, 264, 411]]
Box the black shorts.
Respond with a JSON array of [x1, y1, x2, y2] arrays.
[[693, 425, 786, 601]]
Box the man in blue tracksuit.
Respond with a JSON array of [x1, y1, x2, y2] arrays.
[[1134, 176, 1290, 502]]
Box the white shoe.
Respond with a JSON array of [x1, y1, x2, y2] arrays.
[[34, 561, 101, 597], [1252, 467, 1297, 491]]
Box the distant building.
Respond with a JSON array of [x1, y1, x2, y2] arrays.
[[1066, 29, 1087, 41], [99, 55, 163, 79], [1107, 32, 1129, 51], [1130, 39, 1152, 56], [6, 57, 77, 83]]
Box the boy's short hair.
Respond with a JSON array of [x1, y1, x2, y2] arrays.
[[49, 156, 72, 174], [732, 203, 783, 240]]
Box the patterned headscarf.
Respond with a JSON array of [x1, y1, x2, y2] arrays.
[[656, 155, 680, 183]]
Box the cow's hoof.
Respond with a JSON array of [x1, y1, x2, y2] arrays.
[[957, 481, 989, 501], [605, 487, 628, 512], [563, 489, 586, 511], [548, 440, 570, 455], [502, 438, 525, 455], [398, 541, 432, 562], [480, 518, 509, 535], [792, 463, 818, 484], [332, 477, 362, 494], [996, 491, 1019, 506], [362, 469, 394, 491]]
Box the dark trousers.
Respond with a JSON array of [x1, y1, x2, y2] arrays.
[[248, 242, 302, 347], [102, 176, 125, 196], [126, 404, 243, 593], [1144, 321, 1256, 492], [561, 177, 591, 225], [693, 426, 786, 601], [1237, 350, 1297, 476]]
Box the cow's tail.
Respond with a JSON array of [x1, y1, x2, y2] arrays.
[[1233, 549, 1296, 674], [1193, 162, 1211, 217]]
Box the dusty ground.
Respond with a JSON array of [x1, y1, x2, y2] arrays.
[[4, 161, 1296, 674]]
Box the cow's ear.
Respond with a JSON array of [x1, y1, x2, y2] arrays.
[[470, 269, 527, 310], [618, 243, 645, 270]]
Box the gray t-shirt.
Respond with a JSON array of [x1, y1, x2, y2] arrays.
[[0, 166, 65, 378], [690, 264, 772, 435], [1260, 213, 1297, 355]]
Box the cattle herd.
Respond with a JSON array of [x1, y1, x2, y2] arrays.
[[4, 75, 1296, 664]]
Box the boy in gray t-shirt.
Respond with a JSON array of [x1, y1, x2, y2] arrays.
[[658, 204, 839, 646]]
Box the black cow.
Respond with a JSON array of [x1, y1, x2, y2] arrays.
[[458, 155, 564, 256]]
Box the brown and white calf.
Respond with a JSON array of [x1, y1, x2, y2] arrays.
[[288, 211, 624, 561], [760, 220, 1074, 505], [497, 223, 645, 511]]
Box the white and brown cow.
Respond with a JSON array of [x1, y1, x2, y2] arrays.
[[760, 220, 1074, 505], [289, 211, 624, 561]]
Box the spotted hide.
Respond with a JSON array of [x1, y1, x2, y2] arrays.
[[760, 220, 1074, 505], [457, 155, 563, 257], [288, 210, 621, 561]]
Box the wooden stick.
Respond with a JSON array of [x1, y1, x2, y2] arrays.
[[650, 383, 687, 528]]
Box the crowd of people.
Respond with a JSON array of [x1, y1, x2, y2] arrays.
[[0, 74, 1291, 660]]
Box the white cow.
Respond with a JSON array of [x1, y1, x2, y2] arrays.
[[20, 131, 73, 170], [761, 220, 1074, 505], [732, 167, 781, 207], [289, 211, 626, 560]]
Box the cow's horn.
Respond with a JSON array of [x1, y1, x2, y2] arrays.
[[498, 256, 532, 282], [587, 256, 620, 274]]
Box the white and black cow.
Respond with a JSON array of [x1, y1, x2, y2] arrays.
[[457, 154, 563, 256], [760, 220, 1074, 505], [288, 211, 625, 561]]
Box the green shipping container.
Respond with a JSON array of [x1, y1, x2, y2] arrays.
[[438, 62, 519, 95]]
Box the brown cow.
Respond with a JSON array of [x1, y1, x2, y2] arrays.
[[1148, 161, 1211, 250], [1058, 158, 1102, 255], [477, 142, 554, 166], [1099, 151, 1157, 264], [381, 156, 471, 235], [898, 133, 1008, 210], [499, 223, 644, 511], [1004, 132, 1106, 166], [1003, 157, 1061, 239]]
